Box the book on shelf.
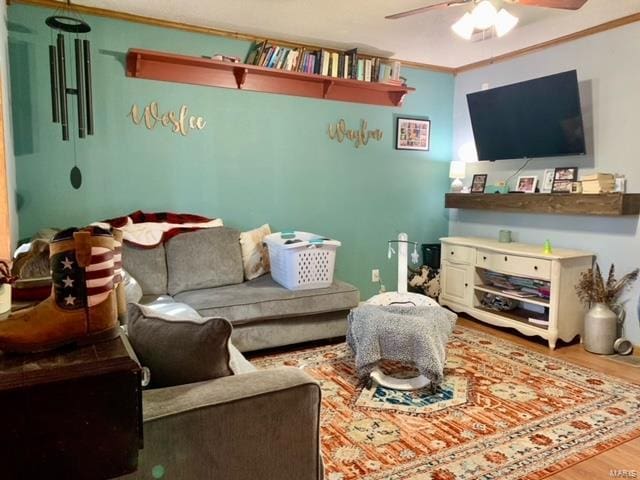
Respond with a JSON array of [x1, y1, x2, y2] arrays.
[[391, 60, 402, 81], [356, 58, 364, 81], [345, 48, 358, 79], [581, 179, 615, 194], [528, 317, 549, 326], [330, 52, 340, 78], [245, 40, 267, 65], [364, 58, 372, 82], [321, 50, 330, 76], [581, 173, 614, 182], [501, 289, 537, 298]]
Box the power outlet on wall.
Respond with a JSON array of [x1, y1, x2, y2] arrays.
[[371, 269, 380, 283]]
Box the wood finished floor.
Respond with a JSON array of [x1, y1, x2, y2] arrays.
[[457, 316, 640, 479]]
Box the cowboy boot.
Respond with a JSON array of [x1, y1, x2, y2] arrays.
[[112, 228, 128, 324], [0, 226, 119, 353]]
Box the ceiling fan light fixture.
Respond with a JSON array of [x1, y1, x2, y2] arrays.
[[495, 8, 519, 37], [451, 12, 475, 40], [471, 0, 498, 30]]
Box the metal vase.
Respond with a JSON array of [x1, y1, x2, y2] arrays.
[[583, 303, 618, 354]]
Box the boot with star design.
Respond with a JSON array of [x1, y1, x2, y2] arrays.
[[0, 226, 119, 353]]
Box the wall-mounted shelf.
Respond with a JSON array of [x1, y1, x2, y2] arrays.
[[125, 49, 415, 107], [445, 193, 640, 216]]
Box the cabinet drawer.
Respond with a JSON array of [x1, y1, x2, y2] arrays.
[[442, 244, 473, 265], [482, 252, 551, 279]]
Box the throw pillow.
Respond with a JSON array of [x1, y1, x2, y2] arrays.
[[165, 227, 244, 295], [239, 224, 271, 280], [127, 303, 233, 388]]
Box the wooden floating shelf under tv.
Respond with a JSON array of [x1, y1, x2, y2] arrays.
[[125, 48, 415, 107], [445, 193, 640, 216]]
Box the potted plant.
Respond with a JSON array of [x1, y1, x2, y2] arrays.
[[576, 263, 638, 354], [0, 259, 16, 315]]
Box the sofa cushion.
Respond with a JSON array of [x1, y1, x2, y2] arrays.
[[127, 303, 233, 388], [134, 300, 256, 374], [122, 243, 167, 295], [173, 275, 360, 324], [166, 228, 244, 296]]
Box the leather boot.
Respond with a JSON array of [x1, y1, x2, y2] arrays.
[[0, 226, 119, 353], [112, 228, 128, 324]]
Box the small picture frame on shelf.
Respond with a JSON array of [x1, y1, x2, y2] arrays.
[[541, 169, 555, 193], [516, 175, 538, 193], [552, 167, 578, 193], [395, 117, 430, 151], [471, 174, 488, 193]]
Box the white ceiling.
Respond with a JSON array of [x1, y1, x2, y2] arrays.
[[75, 0, 640, 68]]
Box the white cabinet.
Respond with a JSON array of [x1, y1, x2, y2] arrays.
[[439, 237, 593, 350], [440, 260, 473, 306]]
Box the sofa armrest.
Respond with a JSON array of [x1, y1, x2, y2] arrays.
[[121, 367, 322, 480]]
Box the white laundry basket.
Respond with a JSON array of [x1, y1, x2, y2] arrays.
[[264, 231, 341, 290]]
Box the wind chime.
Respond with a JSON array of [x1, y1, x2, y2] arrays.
[[46, 2, 93, 188]]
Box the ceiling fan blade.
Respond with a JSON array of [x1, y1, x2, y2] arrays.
[[385, 0, 472, 20], [515, 0, 588, 10]]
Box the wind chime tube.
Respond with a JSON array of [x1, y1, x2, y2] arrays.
[[74, 38, 86, 138], [397, 233, 408, 294], [56, 33, 69, 141], [83, 39, 94, 135], [48, 45, 60, 123]]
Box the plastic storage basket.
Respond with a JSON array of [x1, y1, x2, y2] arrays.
[[264, 231, 341, 290]]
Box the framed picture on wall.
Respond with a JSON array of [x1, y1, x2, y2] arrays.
[[396, 117, 430, 151], [552, 167, 578, 193], [516, 175, 538, 193], [471, 174, 488, 193]]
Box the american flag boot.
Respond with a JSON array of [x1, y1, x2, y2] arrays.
[[0, 227, 119, 353], [112, 228, 127, 324]]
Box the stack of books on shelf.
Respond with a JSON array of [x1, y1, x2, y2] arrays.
[[244, 41, 403, 84], [484, 271, 550, 300], [581, 173, 615, 194]]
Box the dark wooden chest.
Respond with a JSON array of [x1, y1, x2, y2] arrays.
[[0, 333, 142, 479]]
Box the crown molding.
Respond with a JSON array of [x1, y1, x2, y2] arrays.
[[9, 0, 456, 74], [454, 12, 640, 73], [9, 0, 640, 76]]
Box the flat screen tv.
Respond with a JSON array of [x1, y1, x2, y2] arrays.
[[466, 70, 586, 161]]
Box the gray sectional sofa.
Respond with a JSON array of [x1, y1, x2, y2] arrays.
[[122, 226, 360, 352], [118, 226, 359, 479]]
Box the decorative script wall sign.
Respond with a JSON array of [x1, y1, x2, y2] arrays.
[[128, 102, 206, 136], [328, 119, 383, 148]]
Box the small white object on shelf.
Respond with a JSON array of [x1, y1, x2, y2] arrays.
[[449, 161, 466, 192]]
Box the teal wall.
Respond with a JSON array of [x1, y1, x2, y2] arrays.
[[8, 4, 454, 297]]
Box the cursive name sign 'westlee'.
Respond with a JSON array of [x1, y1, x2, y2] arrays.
[[128, 102, 206, 136], [328, 119, 383, 148]]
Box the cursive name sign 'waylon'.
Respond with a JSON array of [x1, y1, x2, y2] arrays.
[[328, 119, 383, 148], [128, 102, 206, 136]]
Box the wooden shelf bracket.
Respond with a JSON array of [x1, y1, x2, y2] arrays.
[[233, 67, 248, 89], [322, 80, 334, 99]]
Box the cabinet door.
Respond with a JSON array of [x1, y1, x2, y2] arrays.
[[441, 261, 471, 305]]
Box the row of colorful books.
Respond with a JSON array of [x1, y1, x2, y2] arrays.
[[245, 41, 403, 84]]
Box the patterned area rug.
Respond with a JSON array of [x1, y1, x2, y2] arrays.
[[253, 326, 640, 480]]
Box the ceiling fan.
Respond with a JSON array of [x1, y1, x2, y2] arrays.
[[385, 0, 589, 20], [386, 0, 588, 39]]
